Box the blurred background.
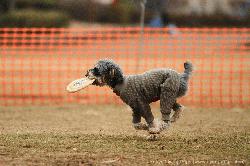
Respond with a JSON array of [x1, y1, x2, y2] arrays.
[[0, 0, 250, 28], [0, 1, 249, 106]]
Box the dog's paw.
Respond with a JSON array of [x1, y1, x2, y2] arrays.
[[170, 106, 184, 123], [160, 121, 170, 131], [148, 127, 161, 134], [148, 120, 161, 134], [133, 123, 148, 130]]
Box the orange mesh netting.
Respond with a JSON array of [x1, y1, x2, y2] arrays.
[[0, 27, 249, 107]]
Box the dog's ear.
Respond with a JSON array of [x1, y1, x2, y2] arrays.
[[109, 68, 115, 78]]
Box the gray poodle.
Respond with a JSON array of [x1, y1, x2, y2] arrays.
[[85, 59, 193, 134]]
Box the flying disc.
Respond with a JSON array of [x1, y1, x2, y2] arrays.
[[66, 77, 95, 93]]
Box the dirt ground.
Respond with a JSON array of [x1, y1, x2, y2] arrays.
[[0, 105, 249, 165]]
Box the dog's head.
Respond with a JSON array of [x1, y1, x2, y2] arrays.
[[85, 59, 124, 88]]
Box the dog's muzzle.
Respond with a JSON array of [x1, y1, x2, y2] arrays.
[[85, 69, 96, 79], [85, 69, 105, 86]]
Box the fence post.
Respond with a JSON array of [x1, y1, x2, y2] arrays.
[[136, 0, 147, 72]]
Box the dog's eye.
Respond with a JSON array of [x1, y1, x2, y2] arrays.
[[93, 67, 100, 75]]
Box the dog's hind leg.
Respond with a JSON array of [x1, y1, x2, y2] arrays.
[[170, 102, 184, 123], [159, 77, 179, 130]]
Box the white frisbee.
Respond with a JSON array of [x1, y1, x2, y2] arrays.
[[66, 77, 95, 93]]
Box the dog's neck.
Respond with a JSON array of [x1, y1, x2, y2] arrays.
[[107, 72, 125, 88], [107, 78, 122, 89], [111, 76, 127, 96]]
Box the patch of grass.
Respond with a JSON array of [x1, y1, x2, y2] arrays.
[[0, 9, 69, 27]]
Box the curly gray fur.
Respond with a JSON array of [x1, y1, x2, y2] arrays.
[[85, 59, 193, 133]]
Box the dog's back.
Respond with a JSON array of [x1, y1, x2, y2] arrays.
[[117, 62, 193, 105], [121, 69, 180, 104]]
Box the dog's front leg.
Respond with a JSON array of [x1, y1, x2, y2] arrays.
[[170, 102, 184, 123], [135, 102, 161, 134], [131, 108, 148, 130]]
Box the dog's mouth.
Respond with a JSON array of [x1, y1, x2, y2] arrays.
[[91, 77, 106, 86], [93, 78, 106, 86], [85, 69, 106, 86]]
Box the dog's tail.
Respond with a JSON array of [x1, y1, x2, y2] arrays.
[[182, 61, 193, 81], [177, 61, 193, 97]]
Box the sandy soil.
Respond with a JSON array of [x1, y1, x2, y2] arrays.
[[0, 105, 249, 165]]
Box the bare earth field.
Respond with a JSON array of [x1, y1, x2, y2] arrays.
[[0, 105, 249, 165]]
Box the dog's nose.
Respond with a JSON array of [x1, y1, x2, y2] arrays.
[[85, 70, 90, 77], [85, 69, 96, 79]]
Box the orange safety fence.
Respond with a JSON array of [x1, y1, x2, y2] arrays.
[[0, 27, 250, 107]]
